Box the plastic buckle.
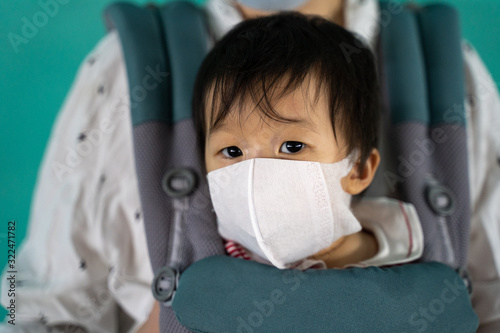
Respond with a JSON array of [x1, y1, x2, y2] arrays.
[[155, 168, 197, 305], [457, 268, 473, 294], [425, 180, 456, 216], [152, 266, 179, 304], [162, 167, 197, 198]]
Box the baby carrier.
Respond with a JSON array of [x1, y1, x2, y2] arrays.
[[104, 1, 477, 331]]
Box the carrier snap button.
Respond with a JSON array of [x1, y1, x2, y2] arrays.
[[457, 268, 473, 294], [425, 182, 456, 216], [152, 266, 178, 302], [162, 168, 197, 198]]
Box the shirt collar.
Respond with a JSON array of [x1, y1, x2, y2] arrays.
[[204, 0, 242, 41], [204, 0, 380, 49], [344, 0, 380, 50]]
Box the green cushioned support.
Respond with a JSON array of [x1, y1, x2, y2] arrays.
[[380, 3, 465, 126], [161, 2, 210, 123], [380, 2, 429, 125], [105, 2, 172, 126], [105, 1, 208, 126], [172, 256, 478, 333], [418, 5, 466, 126]]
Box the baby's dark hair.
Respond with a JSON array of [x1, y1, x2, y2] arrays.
[[193, 12, 379, 174]]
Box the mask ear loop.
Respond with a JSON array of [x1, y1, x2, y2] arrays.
[[339, 149, 361, 207], [345, 148, 360, 176]]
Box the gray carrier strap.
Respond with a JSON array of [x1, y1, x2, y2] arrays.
[[372, 3, 470, 270], [105, 2, 224, 332]]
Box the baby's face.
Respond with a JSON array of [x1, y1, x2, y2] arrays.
[[205, 84, 346, 173]]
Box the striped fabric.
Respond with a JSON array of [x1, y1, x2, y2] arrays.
[[224, 241, 251, 260]]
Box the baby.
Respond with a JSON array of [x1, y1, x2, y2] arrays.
[[193, 12, 422, 270]]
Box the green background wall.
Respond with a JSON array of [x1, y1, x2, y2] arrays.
[[0, 0, 499, 320]]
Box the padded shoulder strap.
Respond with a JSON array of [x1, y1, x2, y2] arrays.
[[104, 2, 172, 125], [105, 1, 210, 125], [377, 2, 470, 270], [159, 2, 210, 123], [418, 4, 466, 126], [105, 2, 223, 332]]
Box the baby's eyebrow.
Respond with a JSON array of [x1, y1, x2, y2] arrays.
[[272, 116, 319, 134], [207, 116, 318, 138], [285, 117, 318, 132]]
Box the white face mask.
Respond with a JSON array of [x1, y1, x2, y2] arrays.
[[207, 156, 361, 268]]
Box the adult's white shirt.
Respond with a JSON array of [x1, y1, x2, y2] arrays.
[[1, 0, 499, 331]]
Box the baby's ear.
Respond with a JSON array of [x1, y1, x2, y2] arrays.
[[341, 148, 380, 195]]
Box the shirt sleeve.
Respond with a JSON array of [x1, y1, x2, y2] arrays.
[[0, 31, 155, 333], [463, 40, 500, 332]]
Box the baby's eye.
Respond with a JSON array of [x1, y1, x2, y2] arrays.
[[221, 146, 243, 158], [280, 141, 306, 154]]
